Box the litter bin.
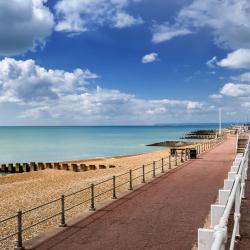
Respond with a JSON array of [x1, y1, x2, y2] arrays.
[[189, 148, 197, 159], [170, 148, 176, 156]]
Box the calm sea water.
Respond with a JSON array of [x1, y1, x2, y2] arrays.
[[0, 124, 230, 164]]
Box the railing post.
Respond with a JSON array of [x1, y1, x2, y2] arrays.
[[16, 210, 24, 250], [175, 153, 178, 166], [181, 151, 184, 162], [59, 194, 66, 227], [153, 161, 156, 178], [161, 158, 164, 173], [112, 176, 117, 199], [235, 182, 241, 238], [185, 149, 188, 161], [169, 155, 171, 169], [142, 165, 146, 183], [89, 184, 96, 211], [128, 170, 133, 190]]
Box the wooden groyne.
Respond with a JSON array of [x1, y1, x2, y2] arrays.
[[182, 129, 217, 139], [147, 140, 196, 147], [148, 130, 228, 148], [0, 162, 117, 174]]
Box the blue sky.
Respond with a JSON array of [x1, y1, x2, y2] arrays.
[[1, 0, 250, 125]]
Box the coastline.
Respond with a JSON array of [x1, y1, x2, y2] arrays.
[[63, 147, 169, 163], [0, 124, 225, 164]]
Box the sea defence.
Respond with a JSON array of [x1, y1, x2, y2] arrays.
[[0, 162, 117, 174], [147, 128, 232, 148]]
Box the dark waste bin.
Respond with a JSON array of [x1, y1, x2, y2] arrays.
[[189, 148, 197, 159], [170, 148, 176, 156]]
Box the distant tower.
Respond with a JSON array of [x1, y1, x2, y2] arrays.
[[219, 108, 222, 136]]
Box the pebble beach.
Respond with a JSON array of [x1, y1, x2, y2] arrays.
[[1, 148, 182, 249]]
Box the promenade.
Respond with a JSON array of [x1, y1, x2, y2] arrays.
[[29, 136, 236, 250]]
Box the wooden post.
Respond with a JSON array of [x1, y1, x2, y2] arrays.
[[89, 184, 96, 211], [128, 170, 133, 190], [161, 158, 164, 173], [112, 176, 117, 199], [16, 210, 24, 250], [152, 161, 156, 178], [142, 165, 146, 183], [59, 194, 66, 227]]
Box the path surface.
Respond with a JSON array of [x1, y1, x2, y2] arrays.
[[235, 162, 250, 249], [32, 136, 236, 250]]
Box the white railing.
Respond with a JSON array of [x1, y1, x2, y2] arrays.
[[198, 132, 249, 250]]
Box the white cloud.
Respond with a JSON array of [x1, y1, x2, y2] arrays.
[[0, 58, 210, 125], [217, 49, 250, 69], [0, 0, 54, 55], [142, 53, 159, 64], [220, 82, 250, 97], [241, 102, 250, 108], [0, 58, 98, 103], [19, 93, 206, 124], [112, 12, 143, 28], [206, 56, 218, 68], [55, 0, 143, 33], [209, 94, 223, 99], [152, 0, 250, 49], [152, 23, 193, 44], [232, 72, 250, 82]]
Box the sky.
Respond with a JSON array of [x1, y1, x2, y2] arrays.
[[1, 0, 250, 125]]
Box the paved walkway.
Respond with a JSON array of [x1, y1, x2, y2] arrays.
[[235, 162, 250, 249], [32, 136, 236, 250]]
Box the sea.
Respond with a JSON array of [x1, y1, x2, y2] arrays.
[[0, 124, 231, 165]]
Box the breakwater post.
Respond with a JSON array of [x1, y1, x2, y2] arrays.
[[142, 165, 146, 183]]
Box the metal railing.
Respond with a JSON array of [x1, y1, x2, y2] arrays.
[[0, 136, 224, 249], [198, 131, 249, 250]]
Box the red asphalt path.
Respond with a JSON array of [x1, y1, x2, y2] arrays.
[[32, 136, 236, 250]]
